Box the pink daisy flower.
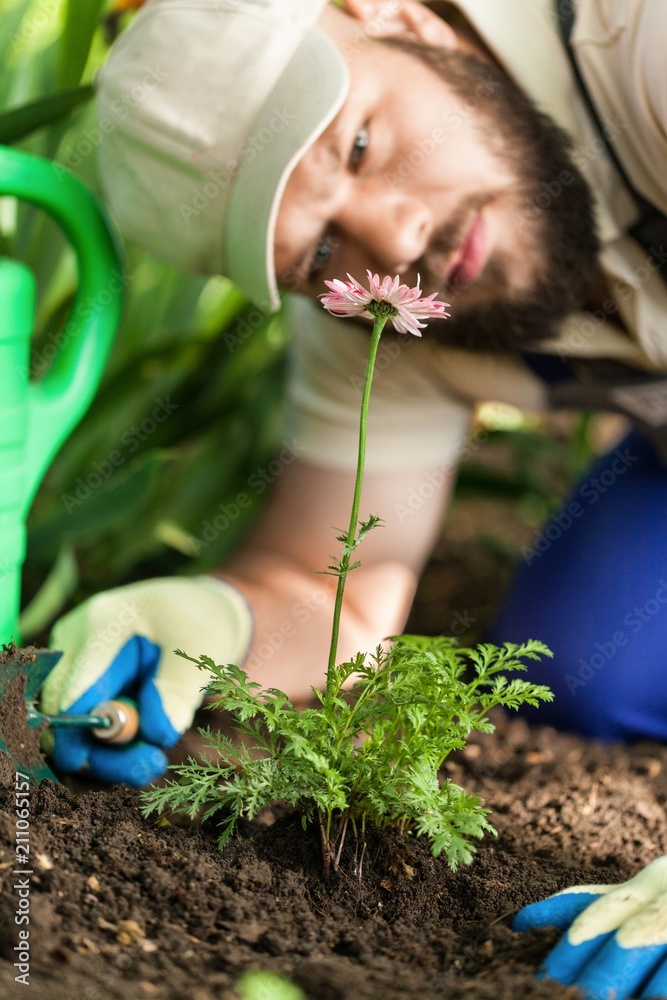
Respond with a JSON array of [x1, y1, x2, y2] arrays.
[[320, 270, 449, 337]]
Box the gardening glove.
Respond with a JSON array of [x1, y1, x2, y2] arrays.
[[40, 576, 253, 787], [514, 856, 667, 999]]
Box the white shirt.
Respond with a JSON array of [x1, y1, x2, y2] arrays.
[[285, 0, 667, 473]]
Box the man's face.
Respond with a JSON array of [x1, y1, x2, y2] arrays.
[[274, 17, 600, 352]]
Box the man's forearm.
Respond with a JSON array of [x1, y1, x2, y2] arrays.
[[218, 458, 453, 700], [223, 550, 418, 702]]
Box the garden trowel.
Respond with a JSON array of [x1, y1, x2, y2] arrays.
[[0, 644, 138, 785]]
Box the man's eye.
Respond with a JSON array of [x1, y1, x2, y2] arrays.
[[306, 236, 334, 283], [349, 124, 369, 172]]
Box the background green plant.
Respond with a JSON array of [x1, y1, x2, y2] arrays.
[[1, 0, 597, 641], [1, 0, 288, 637], [142, 637, 552, 876], [236, 969, 305, 1000]]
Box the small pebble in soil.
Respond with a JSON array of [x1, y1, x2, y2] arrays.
[[116, 919, 144, 944]]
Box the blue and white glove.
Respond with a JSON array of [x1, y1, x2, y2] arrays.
[[40, 576, 253, 787], [514, 857, 667, 999]]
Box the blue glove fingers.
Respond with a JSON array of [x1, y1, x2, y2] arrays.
[[640, 955, 667, 997], [63, 633, 179, 747], [53, 635, 177, 781], [52, 727, 91, 773], [137, 681, 181, 748], [539, 931, 613, 986], [576, 940, 667, 1000], [86, 740, 168, 787], [62, 635, 162, 714], [51, 729, 168, 786], [514, 891, 603, 933]]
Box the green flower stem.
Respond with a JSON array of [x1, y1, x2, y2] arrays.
[[326, 314, 389, 692]]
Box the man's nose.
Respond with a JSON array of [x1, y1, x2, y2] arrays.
[[336, 183, 432, 271]]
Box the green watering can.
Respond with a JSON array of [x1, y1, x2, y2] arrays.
[[0, 146, 123, 644]]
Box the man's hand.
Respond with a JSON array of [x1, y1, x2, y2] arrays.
[[41, 576, 252, 787], [514, 857, 667, 999]]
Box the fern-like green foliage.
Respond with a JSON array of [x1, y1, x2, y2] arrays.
[[141, 637, 552, 875]]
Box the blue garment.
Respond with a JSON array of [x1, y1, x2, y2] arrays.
[[492, 431, 667, 742]]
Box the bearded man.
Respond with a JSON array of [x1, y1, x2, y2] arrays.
[[41, 3, 667, 993]]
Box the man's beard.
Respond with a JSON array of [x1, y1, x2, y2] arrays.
[[385, 38, 601, 354]]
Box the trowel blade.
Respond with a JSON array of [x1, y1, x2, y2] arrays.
[[0, 645, 63, 785]]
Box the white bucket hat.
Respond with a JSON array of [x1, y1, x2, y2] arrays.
[[95, 0, 349, 311]]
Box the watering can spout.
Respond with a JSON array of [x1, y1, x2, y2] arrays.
[[0, 146, 123, 643]]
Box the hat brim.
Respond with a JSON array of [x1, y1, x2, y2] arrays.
[[224, 27, 349, 311]]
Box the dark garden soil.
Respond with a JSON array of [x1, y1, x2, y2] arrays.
[[0, 648, 44, 788], [2, 444, 667, 1000], [3, 714, 667, 1000]]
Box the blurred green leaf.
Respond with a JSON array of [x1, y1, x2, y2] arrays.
[[58, 0, 105, 88], [0, 2, 35, 93], [29, 450, 170, 555], [19, 542, 78, 638], [7, 1, 285, 617], [0, 85, 93, 144], [237, 971, 305, 1000]]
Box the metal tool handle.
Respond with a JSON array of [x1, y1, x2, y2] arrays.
[[32, 698, 140, 745], [90, 698, 140, 744]]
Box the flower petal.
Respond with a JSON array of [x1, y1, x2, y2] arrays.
[[320, 272, 449, 335]]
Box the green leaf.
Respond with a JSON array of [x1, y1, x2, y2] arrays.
[[0, 1, 34, 83], [28, 451, 169, 554], [58, 0, 105, 88], [0, 85, 93, 144], [19, 542, 78, 638], [237, 971, 306, 1000], [138, 637, 553, 873]]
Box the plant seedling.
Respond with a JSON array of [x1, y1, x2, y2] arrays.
[[141, 273, 553, 875]]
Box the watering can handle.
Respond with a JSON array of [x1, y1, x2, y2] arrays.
[[0, 145, 123, 510]]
